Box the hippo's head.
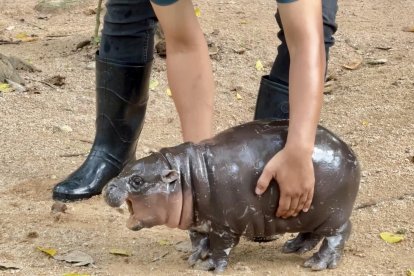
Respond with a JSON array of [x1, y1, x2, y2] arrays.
[[103, 152, 183, 231]]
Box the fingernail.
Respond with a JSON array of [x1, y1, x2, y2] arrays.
[[303, 208, 309, 212], [255, 188, 262, 195]]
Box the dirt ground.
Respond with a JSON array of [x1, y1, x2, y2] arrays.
[[0, 0, 413, 275]]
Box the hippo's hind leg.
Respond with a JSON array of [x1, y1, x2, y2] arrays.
[[188, 230, 210, 266], [194, 226, 240, 273], [282, 232, 323, 254], [304, 220, 352, 271]]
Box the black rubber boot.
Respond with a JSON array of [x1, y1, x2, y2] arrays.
[[254, 75, 289, 120], [53, 53, 151, 201]]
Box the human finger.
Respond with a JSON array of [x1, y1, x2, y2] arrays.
[[303, 187, 314, 212], [282, 195, 300, 218], [293, 193, 309, 216], [255, 168, 273, 196], [276, 194, 291, 218]]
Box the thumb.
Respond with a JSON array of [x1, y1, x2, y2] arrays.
[[255, 167, 274, 195]]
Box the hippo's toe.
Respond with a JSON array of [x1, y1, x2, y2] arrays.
[[194, 258, 228, 273], [302, 236, 344, 271], [282, 232, 323, 254]]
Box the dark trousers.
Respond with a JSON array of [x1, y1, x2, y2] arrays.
[[100, 0, 338, 80]]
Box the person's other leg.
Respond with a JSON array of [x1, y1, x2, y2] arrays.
[[151, 0, 215, 143], [53, 0, 157, 201], [254, 0, 338, 120]]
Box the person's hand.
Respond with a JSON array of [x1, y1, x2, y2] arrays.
[[255, 146, 315, 218]]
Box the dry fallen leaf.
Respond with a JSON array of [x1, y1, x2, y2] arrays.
[[174, 240, 192, 253], [54, 250, 94, 267], [407, 269, 414, 276], [236, 92, 242, 100], [362, 120, 369, 126], [366, 58, 387, 65], [402, 26, 414, 32], [37, 246, 57, 257], [342, 58, 363, 70], [194, 7, 201, 17], [379, 232, 404, 243], [255, 60, 264, 71], [149, 79, 159, 90], [166, 87, 172, 97], [6, 79, 26, 93], [109, 248, 132, 257]]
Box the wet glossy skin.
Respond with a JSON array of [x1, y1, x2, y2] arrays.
[[104, 120, 360, 272]]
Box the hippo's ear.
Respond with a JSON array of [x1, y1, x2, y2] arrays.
[[161, 170, 180, 183]]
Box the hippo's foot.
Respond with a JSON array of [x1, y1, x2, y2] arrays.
[[190, 227, 240, 273], [282, 232, 323, 254], [188, 230, 210, 266], [303, 221, 352, 271]]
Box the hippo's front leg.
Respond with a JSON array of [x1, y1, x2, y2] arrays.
[[188, 230, 210, 266], [303, 221, 352, 270], [194, 226, 240, 273]]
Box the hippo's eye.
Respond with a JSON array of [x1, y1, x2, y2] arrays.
[[130, 175, 144, 186]]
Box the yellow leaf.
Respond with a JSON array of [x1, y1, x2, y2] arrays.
[[236, 93, 242, 100], [37, 246, 57, 257], [158, 239, 171, 246], [0, 83, 11, 93], [379, 232, 404, 243], [407, 269, 414, 276], [15, 32, 37, 42], [166, 87, 172, 97], [109, 248, 131, 257], [194, 7, 201, 17], [362, 120, 368, 126], [15, 32, 28, 39], [63, 274, 90, 276], [255, 60, 264, 71], [149, 79, 159, 90]]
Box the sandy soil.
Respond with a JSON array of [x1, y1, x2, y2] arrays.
[[0, 0, 413, 275]]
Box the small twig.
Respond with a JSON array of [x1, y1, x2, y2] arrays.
[[24, 21, 45, 30], [79, 139, 93, 144], [354, 193, 414, 210], [26, 78, 56, 89], [151, 252, 169, 263], [0, 40, 21, 45], [46, 34, 72, 38], [93, 0, 103, 45], [60, 153, 87, 158]]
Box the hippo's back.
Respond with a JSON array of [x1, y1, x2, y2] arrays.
[[192, 120, 360, 238]]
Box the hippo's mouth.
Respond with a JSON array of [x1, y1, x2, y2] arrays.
[[126, 199, 134, 215], [125, 199, 143, 231]]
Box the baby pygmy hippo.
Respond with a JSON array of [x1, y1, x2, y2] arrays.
[[104, 120, 360, 272]]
